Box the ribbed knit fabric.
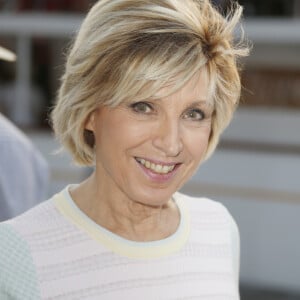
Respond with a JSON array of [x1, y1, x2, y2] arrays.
[[0, 186, 240, 299]]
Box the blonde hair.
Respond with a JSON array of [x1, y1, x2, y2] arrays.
[[51, 0, 249, 165]]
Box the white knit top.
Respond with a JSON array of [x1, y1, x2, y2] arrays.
[[0, 186, 240, 299]]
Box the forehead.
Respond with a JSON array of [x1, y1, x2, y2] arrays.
[[153, 68, 211, 104]]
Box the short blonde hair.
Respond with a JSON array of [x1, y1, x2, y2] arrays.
[[51, 0, 249, 165]]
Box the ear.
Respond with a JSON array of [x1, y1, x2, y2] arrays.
[[85, 111, 96, 132], [84, 111, 96, 148]]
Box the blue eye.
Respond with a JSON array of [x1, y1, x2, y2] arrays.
[[183, 109, 205, 121], [130, 102, 153, 114]]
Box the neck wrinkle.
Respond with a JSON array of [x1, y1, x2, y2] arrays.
[[70, 173, 180, 242]]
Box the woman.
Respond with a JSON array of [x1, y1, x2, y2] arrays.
[[0, 0, 249, 299]]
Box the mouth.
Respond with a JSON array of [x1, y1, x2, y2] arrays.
[[135, 157, 180, 175]]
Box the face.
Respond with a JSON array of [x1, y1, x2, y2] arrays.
[[86, 69, 213, 207]]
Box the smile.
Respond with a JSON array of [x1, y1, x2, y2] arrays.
[[135, 158, 176, 174]]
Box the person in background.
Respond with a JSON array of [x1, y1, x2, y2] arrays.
[[0, 45, 49, 221], [0, 0, 249, 299]]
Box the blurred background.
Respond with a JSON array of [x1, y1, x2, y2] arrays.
[[0, 0, 299, 299]]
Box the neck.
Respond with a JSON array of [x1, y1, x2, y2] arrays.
[[70, 173, 180, 242]]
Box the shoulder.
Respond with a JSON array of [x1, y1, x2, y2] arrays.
[[0, 115, 30, 146], [175, 191, 239, 240], [175, 192, 240, 276], [0, 115, 47, 166], [174, 191, 232, 216], [0, 223, 40, 299], [0, 192, 68, 298], [175, 192, 240, 282], [4, 193, 62, 234], [1, 188, 83, 254]]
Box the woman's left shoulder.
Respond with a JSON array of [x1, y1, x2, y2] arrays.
[[174, 192, 240, 259], [174, 191, 231, 215]]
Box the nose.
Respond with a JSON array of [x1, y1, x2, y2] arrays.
[[152, 118, 183, 157]]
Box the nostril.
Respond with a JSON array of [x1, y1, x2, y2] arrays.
[[152, 131, 183, 157]]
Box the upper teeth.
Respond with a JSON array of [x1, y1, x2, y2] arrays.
[[136, 158, 175, 174]]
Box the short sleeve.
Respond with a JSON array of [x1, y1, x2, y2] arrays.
[[0, 223, 40, 299]]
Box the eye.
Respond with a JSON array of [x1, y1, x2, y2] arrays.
[[183, 109, 205, 121], [130, 101, 153, 114]]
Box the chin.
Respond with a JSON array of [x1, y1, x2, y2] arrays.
[[128, 186, 178, 207]]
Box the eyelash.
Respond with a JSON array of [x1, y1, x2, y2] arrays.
[[183, 109, 205, 121], [129, 101, 206, 121], [130, 101, 153, 114]]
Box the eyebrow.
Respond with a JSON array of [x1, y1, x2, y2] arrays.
[[146, 96, 214, 110], [188, 100, 214, 109], [189, 100, 209, 105], [150, 96, 211, 105]]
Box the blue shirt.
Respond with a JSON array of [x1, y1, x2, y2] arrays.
[[0, 114, 49, 221]]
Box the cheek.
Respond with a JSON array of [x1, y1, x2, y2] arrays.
[[96, 115, 153, 153], [184, 125, 211, 158]]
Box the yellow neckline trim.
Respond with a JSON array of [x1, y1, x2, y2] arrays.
[[53, 187, 190, 259]]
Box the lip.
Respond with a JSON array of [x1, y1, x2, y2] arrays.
[[135, 157, 182, 183], [135, 157, 180, 166]]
